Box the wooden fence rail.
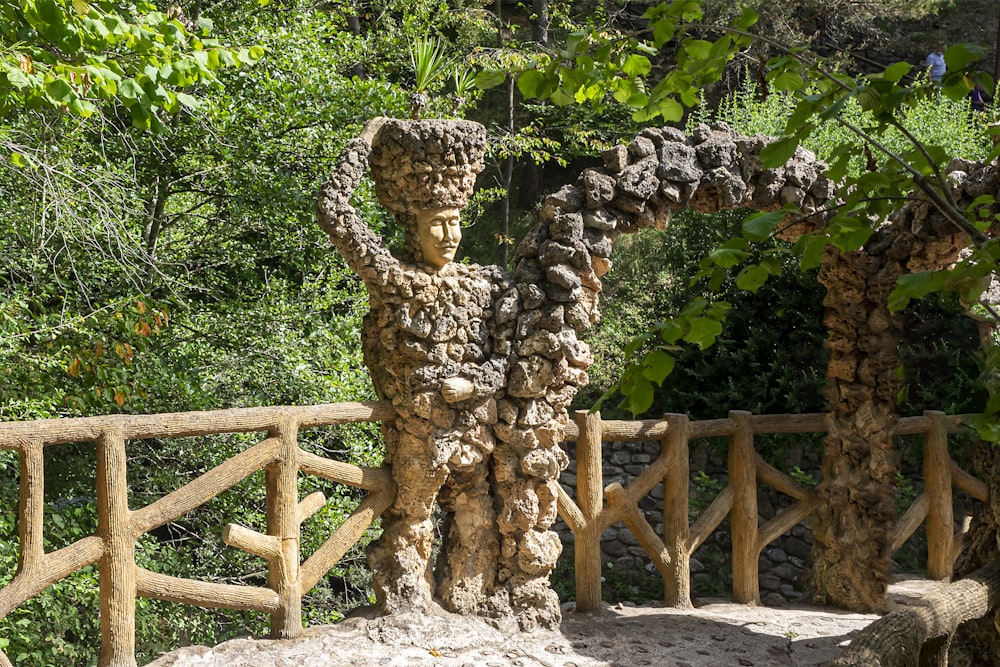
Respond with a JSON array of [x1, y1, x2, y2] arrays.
[[558, 409, 987, 612], [0, 403, 987, 666], [0, 402, 396, 667]]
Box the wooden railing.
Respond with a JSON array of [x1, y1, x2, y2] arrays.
[[0, 404, 987, 666], [557, 409, 988, 611], [0, 402, 396, 667]]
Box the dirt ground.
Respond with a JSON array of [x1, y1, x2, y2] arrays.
[[146, 578, 945, 667]]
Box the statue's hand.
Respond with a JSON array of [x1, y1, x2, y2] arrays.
[[360, 117, 390, 144], [441, 377, 475, 403]]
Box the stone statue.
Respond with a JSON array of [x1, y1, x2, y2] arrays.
[[316, 118, 515, 622], [316, 117, 834, 630]]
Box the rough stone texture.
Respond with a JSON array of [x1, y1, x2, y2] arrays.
[[144, 600, 885, 667], [315, 118, 845, 630], [806, 158, 1000, 613]]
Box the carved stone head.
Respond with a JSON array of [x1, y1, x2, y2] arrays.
[[369, 119, 487, 269]]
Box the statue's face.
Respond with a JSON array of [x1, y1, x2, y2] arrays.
[[415, 207, 462, 271]]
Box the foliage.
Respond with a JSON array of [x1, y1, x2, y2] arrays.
[[411, 36, 450, 93], [518, 2, 1000, 419], [0, 0, 261, 133], [0, 0, 443, 663]]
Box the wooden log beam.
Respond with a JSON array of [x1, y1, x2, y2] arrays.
[[891, 493, 930, 555], [0, 401, 396, 445], [924, 411, 954, 580], [136, 568, 280, 612], [296, 491, 327, 525], [606, 482, 672, 579], [222, 523, 282, 560], [18, 441, 44, 573], [298, 490, 395, 596], [755, 454, 811, 501], [97, 428, 137, 667], [757, 499, 817, 553], [131, 438, 280, 536], [556, 483, 586, 534], [574, 410, 604, 613], [562, 418, 670, 442], [662, 414, 691, 608], [827, 559, 1000, 667], [688, 486, 734, 556], [266, 421, 301, 639], [0, 536, 104, 620], [729, 411, 759, 605], [297, 451, 392, 492], [951, 460, 989, 503], [599, 435, 676, 532]]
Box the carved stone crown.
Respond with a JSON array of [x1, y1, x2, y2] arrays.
[[370, 119, 487, 214]]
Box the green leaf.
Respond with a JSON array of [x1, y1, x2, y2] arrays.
[[626, 376, 655, 415], [760, 136, 799, 168], [652, 17, 675, 47], [742, 210, 784, 242], [829, 216, 873, 252], [943, 43, 987, 72], [708, 247, 750, 268], [734, 8, 758, 29], [771, 70, 803, 92], [735, 264, 770, 292], [684, 317, 723, 349], [119, 78, 143, 101], [640, 97, 682, 122], [175, 92, 199, 109], [683, 39, 712, 61], [681, 298, 710, 318], [45, 79, 75, 104], [641, 349, 675, 384], [796, 233, 829, 270], [475, 69, 506, 90], [517, 69, 545, 99], [888, 270, 950, 312], [622, 54, 651, 78], [883, 61, 912, 83], [659, 320, 685, 344]]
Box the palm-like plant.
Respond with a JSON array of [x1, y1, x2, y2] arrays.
[[451, 67, 477, 113], [409, 37, 449, 119]]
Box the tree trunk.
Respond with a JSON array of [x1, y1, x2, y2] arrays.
[[531, 0, 549, 44], [809, 243, 903, 612], [347, 9, 365, 79], [948, 440, 1000, 666], [143, 172, 170, 258], [995, 12, 1000, 82]]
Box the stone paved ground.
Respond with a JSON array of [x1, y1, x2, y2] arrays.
[[147, 578, 946, 667], [147, 602, 877, 667]]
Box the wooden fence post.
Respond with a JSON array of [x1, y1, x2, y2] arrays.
[[574, 410, 603, 612], [729, 410, 759, 604], [924, 410, 954, 581], [97, 428, 137, 667], [266, 419, 302, 638], [18, 441, 44, 575], [662, 414, 691, 608]]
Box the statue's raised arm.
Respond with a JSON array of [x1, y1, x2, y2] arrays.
[[315, 118, 399, 290]]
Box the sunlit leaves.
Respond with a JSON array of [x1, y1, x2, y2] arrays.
[[760, 136, 799, 168], [0, 0, 260, 129], [741, 210, 786, 242]]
